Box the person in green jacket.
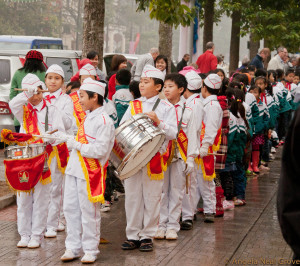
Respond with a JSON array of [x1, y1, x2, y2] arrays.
[[9, 50, 46, 132]]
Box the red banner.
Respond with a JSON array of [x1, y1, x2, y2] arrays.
[[70, 92, 86, 128], [4, 152, 47, 193], [1, 129, 36, 146]]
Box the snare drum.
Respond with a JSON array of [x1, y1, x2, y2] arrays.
[[110, 113, 166, 180], [4, 145, 30, 159], [28, 144, 48, 172], [5, 144, 49, 172]]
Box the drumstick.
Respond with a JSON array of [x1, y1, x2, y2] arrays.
[[207, 153, 225, 156], [14, 88, 49, 93], [32, 134, 64, 141], [48, 129, 58, 135], [186, 174, 189, 194]]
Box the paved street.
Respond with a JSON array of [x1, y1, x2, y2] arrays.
[[0, 148, 293, 266]]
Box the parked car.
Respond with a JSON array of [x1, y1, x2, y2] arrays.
[[0, 35, 63, 50], [0, 49, 82, 133]]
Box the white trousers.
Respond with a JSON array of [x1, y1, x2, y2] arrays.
[[159, 159, 186, 232], [124, 166, 164, 240], [46, 156, 64, 231], [181, 169, 197, 221], [17, 181, 50, 240], [64, 175, 100, 256], [194, 169, 216, 214]]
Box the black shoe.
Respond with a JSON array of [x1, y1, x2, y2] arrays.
[[180, 220, 193, 230], [139, 239, 153, 252], [121, 239, 140, 250], [193, 214, 197, 221], [204, 213, 215, 223]]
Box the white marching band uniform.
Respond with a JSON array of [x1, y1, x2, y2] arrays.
[[159, 96, 201, 233], [9, 74, 50, 247], [44, 66, 74, 235], [120, 94, 177, 240]]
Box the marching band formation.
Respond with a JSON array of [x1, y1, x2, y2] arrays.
[[3, 49, 298, 264]]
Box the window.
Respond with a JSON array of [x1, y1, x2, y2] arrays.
[[49, 44, 63, 49], [39, 44, 49, 49], [0, 42, 31, 50], [0, 60, 10, 84], [46, 57, 73, 82]]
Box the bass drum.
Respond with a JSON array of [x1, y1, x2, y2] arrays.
[[110, 114, 166, 180]]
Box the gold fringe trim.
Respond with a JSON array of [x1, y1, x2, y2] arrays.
[[199, 158, 215, 181], [48, 146, 69, 174], [77, 151, 105, 204], [40, 175, 52, 185]]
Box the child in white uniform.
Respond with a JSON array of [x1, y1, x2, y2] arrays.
[[61, 78, 115, 263], [120, 65, 177, 252], [155, 72, 202, 239], [44, 64, 74, 237], [195, 74, 223, 223], [9, 74, 51, 248], [179, 70, 204, 230]]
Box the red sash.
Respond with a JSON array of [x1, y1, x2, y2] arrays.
[[130, 100, 167, 180], [23, 102, 46, 144], [23, 100, 51, 184], [46, 142, 69, 174], [195, 122, 221, 181], [76, 119, 107, 203], [70, 92, 86, 128]]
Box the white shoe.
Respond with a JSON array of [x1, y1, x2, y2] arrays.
[[154, 229, 165, 239], [223, 200, 235, 211], [100, 201, 111, 212], [61, 249, 80, 262], [165, 229, 178, 240], [44, 229, 57, 238], [27, 238, 40, 249], [81, 253, 97, 264], [17, 237, 30, 248], [271, 147, 276, 153], [57, 222, 65, 232]]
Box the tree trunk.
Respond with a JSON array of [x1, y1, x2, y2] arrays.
[[203, 0, 214, 52], [159, 22, 173, 74], [82, 0, 105, 70], [249, 32, 260, 62], [264, 39, 272, 69], [229, 10, 241, 73]]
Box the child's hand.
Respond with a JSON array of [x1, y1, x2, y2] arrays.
[[145, 111, 160, 126]]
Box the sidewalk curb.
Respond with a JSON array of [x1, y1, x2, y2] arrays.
[[0, 194, 16, 210]]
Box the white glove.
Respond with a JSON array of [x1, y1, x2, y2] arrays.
[[52, 131, 73, 142], [199, 143, 210, 158], [184, 157, 195, 176], [25, 87, 38, 98], [67, 138, 82, 151]]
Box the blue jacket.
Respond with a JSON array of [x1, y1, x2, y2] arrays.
[[250, 54, 264, 70]]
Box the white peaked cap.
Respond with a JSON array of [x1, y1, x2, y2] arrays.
[[204, 74, 222, 89], [183, 70, 202, 91], [21, 73, 46, 91], [79, 63, 97, 76], [46, 64, 65, 79], [141, 64, 165, 81], [80, 77, 106, 97]]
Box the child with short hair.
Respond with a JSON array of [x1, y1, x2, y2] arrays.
[[178, 70, 204, 230], [66, 81, 81, 95], [9, 74, 51, 249], [196, 74, 223, 223], [129, 80, 141, 99], [120, 65, 177, 252], [112, 69, 133, 126], [44, 64, 74, 238], [155, 73, 201, 239], [61, 78, 115, 263]]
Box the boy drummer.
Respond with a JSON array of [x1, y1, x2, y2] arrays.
[[61, 78, 115, 263], [9, 74, 51, 248], [120, 65, 177, 252]]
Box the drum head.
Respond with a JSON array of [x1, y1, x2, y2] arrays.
[[117, 133, 165, 180]]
